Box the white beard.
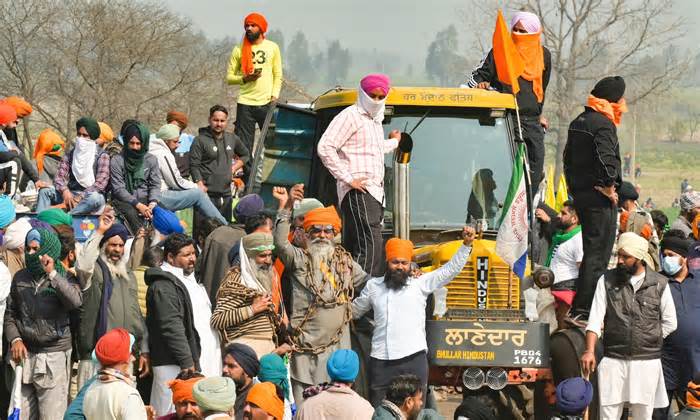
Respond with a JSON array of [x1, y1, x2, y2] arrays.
[[308, 239, 335, 268], [100, 254, 129, 279]]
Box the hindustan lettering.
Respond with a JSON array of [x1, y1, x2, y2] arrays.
[[436, 350, 496, 361]]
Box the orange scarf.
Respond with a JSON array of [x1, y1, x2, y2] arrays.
[[241, 13, 268, 76], [512, 32, 544, 103], [33, 128, 64, 173], [687, 380, 700, 409], [587, 95, 628, 126]]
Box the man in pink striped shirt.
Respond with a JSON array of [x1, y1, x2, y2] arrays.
[[317, 73, 401, 277]]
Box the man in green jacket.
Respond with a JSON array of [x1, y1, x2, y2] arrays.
[[74, 207, 148, 390]]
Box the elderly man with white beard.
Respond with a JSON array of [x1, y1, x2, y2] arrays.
[[74, 207, 149, 390], [272, 184, 369, 408], [211, 231, 291, 357]]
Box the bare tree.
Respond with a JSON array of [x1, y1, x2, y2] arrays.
[[460, 0, 688, 179], [0, 0, 308, 147]]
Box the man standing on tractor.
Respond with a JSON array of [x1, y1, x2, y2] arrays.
[[564, 76, 626, 317], [352, 227, 476, 406], [464, 10, 551, 190], [581, 232, 677, 419], [226, 13, 283, 163], [317, 73, 401, 277]]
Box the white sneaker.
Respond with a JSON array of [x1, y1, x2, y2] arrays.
[[14, 203, 31, 213]]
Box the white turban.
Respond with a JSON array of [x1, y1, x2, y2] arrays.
[[510, 11, 542, 34], [617, 232, 654, 267], [4, 217, 32, 250]]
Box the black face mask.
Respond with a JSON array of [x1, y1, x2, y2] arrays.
[[246, 31, 261, 42], [384, 268, 410, 291]]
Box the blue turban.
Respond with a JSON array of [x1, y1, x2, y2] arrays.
[[259, 353, 290, 400], [326, 349, 359, 383], [233, 194, 264, 224], [99, 223, 130, 248], [153, 206, 184, 235], [0, 195, 16, 229], [556, 377, 593, 415]]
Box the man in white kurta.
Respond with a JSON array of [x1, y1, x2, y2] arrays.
[[581, 232, 677, 420]]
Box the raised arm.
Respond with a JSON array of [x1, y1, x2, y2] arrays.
[[418, 226, 476, 294], [272, 185, 305, 266], [75, 209, 115, 290]]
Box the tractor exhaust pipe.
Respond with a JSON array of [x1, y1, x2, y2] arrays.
[[393, 133, 413, 239]]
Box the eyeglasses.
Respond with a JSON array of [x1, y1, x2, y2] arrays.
[[308, 225, 335, 235]]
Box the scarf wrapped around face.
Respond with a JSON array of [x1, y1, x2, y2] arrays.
[[120, 122, 150, 193], [587, 95, 628, 126], [25, 228, 65, 279]]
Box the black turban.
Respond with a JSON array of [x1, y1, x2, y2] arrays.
[[224, 343, 260, 378], [591, 76, 626, 103], [76, 116, 101, 140]]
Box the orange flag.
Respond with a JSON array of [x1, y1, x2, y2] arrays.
[[493, 9, 525, 95]]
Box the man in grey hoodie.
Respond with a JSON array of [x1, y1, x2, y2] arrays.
[[190, 105, 250, 223], [150, 123, 227, 224]]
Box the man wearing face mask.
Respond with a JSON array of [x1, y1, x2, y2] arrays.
[[317, 73, 401, 277], [463, 11, 551, 189], [226, 13, 283, 158], [580, 232, 677, 419], [37, 117, 109, 214], [655, 230, 698, 419]]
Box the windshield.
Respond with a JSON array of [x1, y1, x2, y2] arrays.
[[383, 112, 513, 230]]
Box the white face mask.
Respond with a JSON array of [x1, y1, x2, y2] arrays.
[[356, 87, 387, 121], [662, 255, 683, 276]]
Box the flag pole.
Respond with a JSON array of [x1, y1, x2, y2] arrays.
[[514, 96, 536, 273]]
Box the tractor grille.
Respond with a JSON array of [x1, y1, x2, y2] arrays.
[[444, 258, 520, 312]]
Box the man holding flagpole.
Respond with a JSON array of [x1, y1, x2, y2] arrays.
[[464, 10, 551, 191]]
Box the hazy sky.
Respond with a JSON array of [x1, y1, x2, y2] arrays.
[[168, 0, 700, 72]]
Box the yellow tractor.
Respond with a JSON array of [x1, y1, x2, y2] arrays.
[[249, 86, 551, 418]]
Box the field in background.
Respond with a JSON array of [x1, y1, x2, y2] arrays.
[[634, 141, 695, 223]]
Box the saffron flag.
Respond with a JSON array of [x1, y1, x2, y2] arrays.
[[496, 143, 529, 279], [555, 173, 569, 212], [493, 9, 525, 94], [544, 166, 556, 210]]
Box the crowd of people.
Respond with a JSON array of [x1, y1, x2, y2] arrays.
[[0, 8, 696, 420]]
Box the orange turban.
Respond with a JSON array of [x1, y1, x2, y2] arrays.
[[2, 96, 32, 118], [246, 382, 283, 420], [241, 13, 268, 75], [33, 129, 65, 173], [169, 377, 203, 404], [303, 206, 341, 232], [98, 122, 114, 143], [386, 238, 414, 261], [166, 111, 189, 129], [0, 103, 17, 126]]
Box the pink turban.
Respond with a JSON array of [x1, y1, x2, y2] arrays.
[[360, 74, 391, 96], [510, 11, 541, 34]]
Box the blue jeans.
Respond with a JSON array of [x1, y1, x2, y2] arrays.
[[158, 188, 227, 224], [36, 187, 105, 215]]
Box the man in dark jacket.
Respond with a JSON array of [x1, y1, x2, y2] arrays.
[[564, 76, 626, 317], [655, 231, 699, 419], [189, 105, 250, 223], [465, 11, 551, 189], [110, 121, 161, 234], [37, 117, 109, 214], [4, 227, 82, 419], [146, 233, 221, 417], [74, 207, 149, 390], [372, 374, 424, 420]]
